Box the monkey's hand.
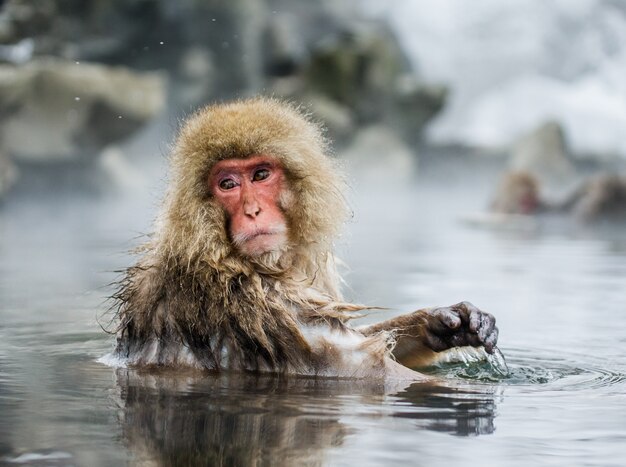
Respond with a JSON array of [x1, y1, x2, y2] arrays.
[[417, 302, 498, 353], [359, 301, 498, 369]]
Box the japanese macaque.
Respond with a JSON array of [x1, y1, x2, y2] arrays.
[[111, 97, 498, 380], [490, 171, 543, 215], [491, 170, 626, 221]]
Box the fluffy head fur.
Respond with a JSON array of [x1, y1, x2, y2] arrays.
[[490, 171, 540, 215], [159, 97, 350, 281], [113, 97, 380, 374]]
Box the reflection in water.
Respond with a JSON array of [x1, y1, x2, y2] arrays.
[[393, 384, 498, 437], [114, 370, 499, 465], [116, 371, 350, 466]]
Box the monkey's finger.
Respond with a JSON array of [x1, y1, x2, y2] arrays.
[[453, 301, 478, 323], [477, 313, 496, 342], [469, 310, 482, 334], [431, 307, 461, 331], [483, 327, 499, 353]]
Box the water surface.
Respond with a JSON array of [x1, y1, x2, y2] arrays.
[[1, 154, 625, 466]]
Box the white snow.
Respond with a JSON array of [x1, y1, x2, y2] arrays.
[[362, 0, 626, 158]]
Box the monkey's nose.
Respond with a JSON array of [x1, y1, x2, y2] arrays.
[[243, 199, 261, 217]]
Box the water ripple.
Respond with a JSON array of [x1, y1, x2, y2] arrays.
[[426, 347, 626, 392]]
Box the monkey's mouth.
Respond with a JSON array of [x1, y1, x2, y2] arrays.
[[249, 230, 277, 240], [234, 227, 285, 243], [232, 226, 287, 254]]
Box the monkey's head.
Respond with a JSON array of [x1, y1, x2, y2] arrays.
[[157, 97, 349, 274], [490, 171, 541, 215]]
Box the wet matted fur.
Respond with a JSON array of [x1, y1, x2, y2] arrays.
[[111, 97, 392, 375]]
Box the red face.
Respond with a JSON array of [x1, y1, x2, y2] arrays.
[[209, 155, 289, 257]]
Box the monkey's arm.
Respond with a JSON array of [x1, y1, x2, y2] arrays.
[[358, 301, 498, 368], [558, 174, 626, 220]]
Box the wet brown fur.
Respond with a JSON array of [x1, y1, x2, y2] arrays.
[[564, 173, 626, 220], [112, 97, 390, 375]]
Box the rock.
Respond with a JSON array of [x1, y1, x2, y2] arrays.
[[176, 47, 215, 106], [0, 0, 56, 44], [304, 93, 355, 145], [0, 58, 166, 163], [0, 38, 34, 64], [392, 74, 448, 142], [268, 17, 447, 142], [0, 0, 163, 63], [339, 125, 417, 184], [173, 0, 267, 97], [0, 149, 17, 198], [98, 145, 146, 192], [304, 21, 409, 123], [261, 11, 306, 77], [510, 120, 576, 194], [1, 0, 448, 136]]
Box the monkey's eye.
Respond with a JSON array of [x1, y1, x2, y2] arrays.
[[253, 168, 270, 182], [219, 178, 237, 190]]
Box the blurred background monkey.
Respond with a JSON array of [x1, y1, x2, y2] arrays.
[[491, 170, 626, 221], [111, 97, 498, 379]]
